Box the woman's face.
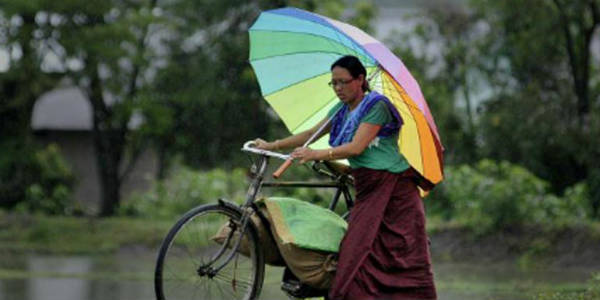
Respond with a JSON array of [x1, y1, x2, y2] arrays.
[[331, 66, 364, 104]]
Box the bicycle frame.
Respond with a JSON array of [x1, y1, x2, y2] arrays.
[[199, 141, 354, 278], [241, 141, 354, 212]]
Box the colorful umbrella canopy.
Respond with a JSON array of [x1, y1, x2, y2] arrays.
[[249, 7, 444, 186]]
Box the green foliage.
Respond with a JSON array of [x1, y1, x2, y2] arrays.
[[469, 0, 600, 213], [1, 0, 376, 216], [1, 0, 167, 216], [142, 0, 377, 172], [393, 0, 599, 219], [561, 183, 591, 220], [0, 214, 171, 254], [0, 142, 75, 215], [119, 167, 248, 219], [3, 0, 596, 222], [0, 139, 39, 207], [386, 4, 482, 165], [533, 273, 600, 300], [119, 163, 343, 219], [428, 160, 591, 234], [14, 144, 76, 215]]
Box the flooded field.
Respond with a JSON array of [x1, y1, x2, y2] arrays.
[[0, 252, 596, 300]]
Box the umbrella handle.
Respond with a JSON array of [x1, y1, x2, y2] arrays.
[[272, 158, 293, 179]]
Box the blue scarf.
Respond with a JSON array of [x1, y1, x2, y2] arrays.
[[329, 91, 403, 147]]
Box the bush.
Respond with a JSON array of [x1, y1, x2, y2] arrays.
[[119, 163, 342, 219], [5, 143, 76, 215], [0, 139, 38, 207], [560, 183, 591, 220], [119, 167, 249, 219], [429, 160, 590, 234]]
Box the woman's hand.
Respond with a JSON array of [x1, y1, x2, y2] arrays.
[[253, 138, 277, 151], [291, 147, 319, 164]]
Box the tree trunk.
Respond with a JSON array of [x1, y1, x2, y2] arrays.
[[588, 168, 600, 219], [156, 143, 171, 181], [98, 146, 122, 216], [88, 0, 157, 216], [553, 0, 599, 126], [94, 126, 127, 216], [86, 60, 127, 216]]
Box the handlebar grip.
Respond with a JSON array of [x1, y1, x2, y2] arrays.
[[272, 158, 293, 179]]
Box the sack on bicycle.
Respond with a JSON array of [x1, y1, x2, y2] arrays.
[[263, 197, 348, 290], [212, 205, 286, 266]]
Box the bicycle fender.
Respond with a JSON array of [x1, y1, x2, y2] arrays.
[[217, 198, 243, 214]]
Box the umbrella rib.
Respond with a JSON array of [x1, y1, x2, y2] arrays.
[[250, 29, 374, 63]]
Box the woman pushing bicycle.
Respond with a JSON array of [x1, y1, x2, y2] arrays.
[[254, 55, 437, 300]]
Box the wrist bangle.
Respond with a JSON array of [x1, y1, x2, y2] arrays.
[[274, 140, 280, 150], [328, 149, 333, 160]]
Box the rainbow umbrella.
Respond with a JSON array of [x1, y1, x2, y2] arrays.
[[249, 7, 444, 186]]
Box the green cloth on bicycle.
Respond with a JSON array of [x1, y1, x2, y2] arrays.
[[327, 101, 410, 173], [263, 197, 347, 252]]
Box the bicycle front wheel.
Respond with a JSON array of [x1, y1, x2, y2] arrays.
[[155, 203, 265, 300]]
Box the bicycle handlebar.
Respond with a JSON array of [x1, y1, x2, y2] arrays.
[[242, 141, 291, 160], [242, 141, 352, 182]]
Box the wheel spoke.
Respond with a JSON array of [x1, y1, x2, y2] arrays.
[[155, 204, 263, 300]]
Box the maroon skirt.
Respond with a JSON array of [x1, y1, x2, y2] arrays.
[[329, 168, 437, 300]]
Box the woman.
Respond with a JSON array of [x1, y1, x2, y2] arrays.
[[254, 55, 437, 300]]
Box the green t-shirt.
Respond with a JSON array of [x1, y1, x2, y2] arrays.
[[327, 100, 410, 173]]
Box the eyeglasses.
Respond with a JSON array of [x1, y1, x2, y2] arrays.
[[328, 78, 355, 88]]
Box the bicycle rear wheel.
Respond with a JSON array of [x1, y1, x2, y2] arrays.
[[155, 203, 265, 300]]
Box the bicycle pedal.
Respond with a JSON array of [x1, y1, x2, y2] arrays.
[[281, 280, 302, 293], [282, 280, 328, 298]]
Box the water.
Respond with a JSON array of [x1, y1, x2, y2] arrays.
[[0, 252, 156, 300], [0, 252, 595, 300]]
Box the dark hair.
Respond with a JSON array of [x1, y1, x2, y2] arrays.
[[331, 55, 370, 92]]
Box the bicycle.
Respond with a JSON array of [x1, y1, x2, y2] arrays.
[[154, 141, 355, 300]]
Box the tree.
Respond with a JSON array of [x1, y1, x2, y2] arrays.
[[1, 0, 162, 215], [1, 0, 376, 215], [1, 2, 66, 207], [471, 0, 600, 216], [390, 0, 600, 217], [386, 0, 484, 164], [552, 0, 600, 125], [143, 0, 377, 174]]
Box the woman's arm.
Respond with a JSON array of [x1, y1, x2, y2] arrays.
[[254, 117, 331, 151], [291, 122, 381, 163]]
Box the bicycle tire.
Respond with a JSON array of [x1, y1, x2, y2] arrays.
[[155, 203, 265, 300]]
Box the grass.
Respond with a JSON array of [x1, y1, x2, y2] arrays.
[[437, 280, 589, 295], [0, 213, 175, 254], [2, 212, 600, 256], [0, 268, 152, 281]]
